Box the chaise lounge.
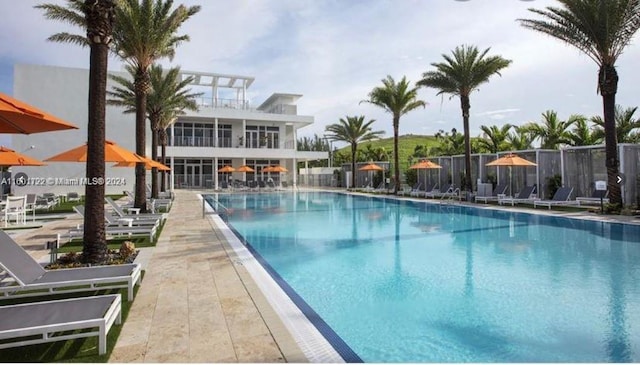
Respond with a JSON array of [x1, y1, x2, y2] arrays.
[[533, 187, 581, 209], [0, 231, 141, 301], [0, 294, 122, 355], [475, 183, 508, 203], [498, 185, 537, 206]]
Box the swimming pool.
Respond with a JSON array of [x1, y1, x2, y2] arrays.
[[208, 191, 640, 362]]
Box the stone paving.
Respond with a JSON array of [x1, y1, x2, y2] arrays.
[[109, 190, 303, 363]]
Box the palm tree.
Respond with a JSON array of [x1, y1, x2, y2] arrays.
[[569, 118, 602, 146], [506, 126, 535, 151], [37, 0, 116, 264], [592, 105, 640, 143], [522, 110, 579, 149], [325, 116, 384, 188], [108, 64, 200, 198], [433, 128, 466, 156], [418, 45, 511, 193], [362, 76, 425, 194], [477, 124, 513, 153], [113, 0, 200, 210], [518, 0, 640, 206]]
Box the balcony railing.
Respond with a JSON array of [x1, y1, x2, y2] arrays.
[[168, 136, 294, 149], [194, 97, 297, 115]]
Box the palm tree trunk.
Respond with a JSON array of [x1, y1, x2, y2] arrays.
[[150, 119, 159, 199], [133, 71, 149, 212], [600, 64, 622, 206], [393, 116, 400, 194], [351, 143, 357, 188], [460, 94, 473, 193], [82, 0, 115, 264]]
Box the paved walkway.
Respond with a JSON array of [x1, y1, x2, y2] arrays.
[[109, 190, 305, 362]]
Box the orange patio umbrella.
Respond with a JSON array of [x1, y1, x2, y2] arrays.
[[359, 163, 384, 188], [263, 165, 288, 173], [45, 140, 143, 163], [409, 160, 441, 189], [0, 92, 78, 134], [218, 165, 236, 173], [237, 165, 255, 173], [0, 146, 46, 166], [486, 153, 537, 196], [113, 154, 170, 171]]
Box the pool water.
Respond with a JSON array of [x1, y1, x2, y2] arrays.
[[210, 191, 640, 362]]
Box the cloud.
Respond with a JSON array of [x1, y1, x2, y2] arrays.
[[2, 0, 640, 142]]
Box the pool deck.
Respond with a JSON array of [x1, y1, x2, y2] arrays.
[[6, 188, 639, 363]]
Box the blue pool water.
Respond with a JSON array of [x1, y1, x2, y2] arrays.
[[208, 191, 640, 362]]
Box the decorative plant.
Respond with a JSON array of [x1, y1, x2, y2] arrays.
[[546, 174, 562, 199]]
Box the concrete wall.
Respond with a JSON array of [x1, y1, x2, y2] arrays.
[[11, 64, 151, 196]]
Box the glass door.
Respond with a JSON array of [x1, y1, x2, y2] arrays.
[[186, 163, 201, 187]]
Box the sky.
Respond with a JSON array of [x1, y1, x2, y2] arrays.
[[1, 0, 640, 147]]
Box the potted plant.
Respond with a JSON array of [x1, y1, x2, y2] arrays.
[[237, 136, 244, 148], [260, 135, 268, 147]]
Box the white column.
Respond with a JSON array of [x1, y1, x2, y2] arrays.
[[214, 118, 218, 147], [214, 157, 218, 190], [242, 119, 246, 148], [170, 156, 175, 190]]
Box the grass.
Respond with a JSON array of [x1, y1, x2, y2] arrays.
[[36, 194, 126, 215], [0, 278, 142, 363], [337, 134, 439, 172]]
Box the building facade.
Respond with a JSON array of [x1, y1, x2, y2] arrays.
[[11, 64, 326, 195]]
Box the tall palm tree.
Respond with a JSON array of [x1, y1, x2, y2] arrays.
[[362, 76, 425, 194], [592, 105, 640, 143], [518, 0, 640, 206], [522, 110, 579, 149], [108, 64, 200, 197], [569, 117, 602, 146], [114, 0, 200, 210], [37, 0, 116, 264], [157, 114, 176, 192], [506, 126, 536, 151], [325, 116, 384, 188], [477, 124, 513, 153], [418, 45, 511, 193]]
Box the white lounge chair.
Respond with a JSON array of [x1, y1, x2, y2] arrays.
[[475, 183, 508, 203], [0, 230, 141, 301], [2, 196, 26, 226], [499, 186, 538, 206], [425, 184, 455, 198], [0, 294, 122, 355], [104, 197, 165, 223], [576, 189, 609, 205], [408, 183, 423, 197], [533, 187, 581, 209], [73, 206, 159, 230]]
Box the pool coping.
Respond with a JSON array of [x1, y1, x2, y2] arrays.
[[203, 196, 354, 363]]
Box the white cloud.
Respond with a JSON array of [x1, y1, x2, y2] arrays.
[[2, 0, 640, 141]]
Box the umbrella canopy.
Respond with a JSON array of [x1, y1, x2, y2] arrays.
[[264, 165, 288, 173], [113, 154, 170, 171], [486, 153, 537, 167], [486, 153, 537, 196], [0, 92, 79, 134], [237, 165, 255, 172], [359, 163, 384, 171], [218, 165, 236, 173], [45, 140, 143, 163], [409, 160, 442, 170], [0, 146, 46, 166], [409, 160, 442, 190]]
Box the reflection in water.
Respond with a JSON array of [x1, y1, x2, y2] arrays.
[[213, 192, 640, 362], [607, 241, 631, 362]]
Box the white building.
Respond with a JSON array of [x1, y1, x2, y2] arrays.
[[11, 64, 327, 195]]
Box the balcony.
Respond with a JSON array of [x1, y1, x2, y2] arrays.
[[169, 137, 294, 150], [194, 97, 297, 115]]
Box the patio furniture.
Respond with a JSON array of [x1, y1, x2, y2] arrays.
[[498, 186, 538, 206], [0, 294, 122, 355], [0, 230, 141, 301], [533, 187, 581, 210], [425, 184, 453, 198], [104, 197, 165, 223], [475, 183, 508, 203], [66, 192, 81, 202], [417, 183, 439, 198], [24, 194, 38, 222], [576, 189, 609, 205], [407, 183, 423, 197], [2, 196, 26, 226]]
